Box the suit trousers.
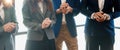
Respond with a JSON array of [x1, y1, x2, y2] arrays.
[[25, 33, 56, 50], [85, 35, 114, 50], [55, 24, 78, 50]]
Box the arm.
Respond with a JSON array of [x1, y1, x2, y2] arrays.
[[10, 6, 18, 33], [80, 0, 94, 18], [49, 11, 56, 28], [52, 0, 61, 13], [43, 9, 56, 29], [0, 27, 4, 34], [109, 0, 120, 20], [71, 0, 81, 16]]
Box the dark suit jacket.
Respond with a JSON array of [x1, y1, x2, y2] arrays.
[[80, 0, 120, 37], [22, 0, 56, 41], [0, 7, 17, 50], [52, 0, 81, 37]]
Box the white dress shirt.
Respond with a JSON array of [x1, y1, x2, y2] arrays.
[[98, 0, 105, 12], [61, 0, 66, 3], [61, 0, 66, 24], [0, 3, 5, 20], [38, 1, 43, 13]]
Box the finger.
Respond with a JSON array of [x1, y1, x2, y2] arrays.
[[96, 14, 103, 18], [95, 16, 104, 22], [10, 25, 16, 29], [3, 25, 9, 31], [10, 22, 16, 25], [94, 15, 100, 19], [96, 18, 105, 22], [56, 9, 61, 13], [7, 26, 13, 30], [41, 24, 45, 29], [44, 23, 51, 28], [96, 19, 103, 22], [62, 9, 67, 14], [100, 15, 106, 21], [6, 29, 13, 32], [48, 20, 52, 23], [45, 18, 49, 20], [104, 15, 109, 20], [4, 27, 7, 32], [42, 19, 47, 24], [5, 26, 13, 32]]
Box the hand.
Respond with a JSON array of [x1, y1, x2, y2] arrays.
[[42, 18, 52, 29], [93, 12, 106, 22], [56, 9, 62, 14], [66, 6, 73, 14], [103, 13, 110, 20], [3, 22, 16, 32], [60, 2, 69, 14]]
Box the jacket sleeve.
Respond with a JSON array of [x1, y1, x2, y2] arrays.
[[79, 0, 94, 18], [0, 27, 4, 34], [71, 0, 81, 16], [52, 0, 60, 12], [10, 6, 18, 34], [45, 9, 56, 29], [109, 0, 120, 20], [50, 11, 56, 28]]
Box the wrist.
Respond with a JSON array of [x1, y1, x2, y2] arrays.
[[91, 13, 95, 19]]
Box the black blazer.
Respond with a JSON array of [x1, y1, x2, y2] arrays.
[[80, 0, 120, 37]]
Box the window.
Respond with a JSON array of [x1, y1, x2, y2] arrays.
[[15, 0, 27, 32], [114, 17, 120, 27]]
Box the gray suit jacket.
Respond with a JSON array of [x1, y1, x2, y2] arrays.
[[22, 0, 56, 41], [0, 7, 17, 50]]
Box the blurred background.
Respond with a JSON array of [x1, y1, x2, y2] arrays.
[[15, 0, 120, 50]]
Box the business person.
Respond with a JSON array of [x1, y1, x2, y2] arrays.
[[22, 0, 56, 50], [52, 0, 80, 50], [0, 0, 17, 50], [80, 0, 120, 50]]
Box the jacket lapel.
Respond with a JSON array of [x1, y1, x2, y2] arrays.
[[35, 1, 48, 21], [0, 8, 6, 24], [34, 7, 44, 21], [3, 8, 9, 24], [0, 17, 4, 24], [42, 1, 47, 17]]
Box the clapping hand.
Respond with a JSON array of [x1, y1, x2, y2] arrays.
[[3, 22, 16, 32], [66, 6, 73, 13], [56, 2, 73, 14], [42, 18, 52, 29]]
